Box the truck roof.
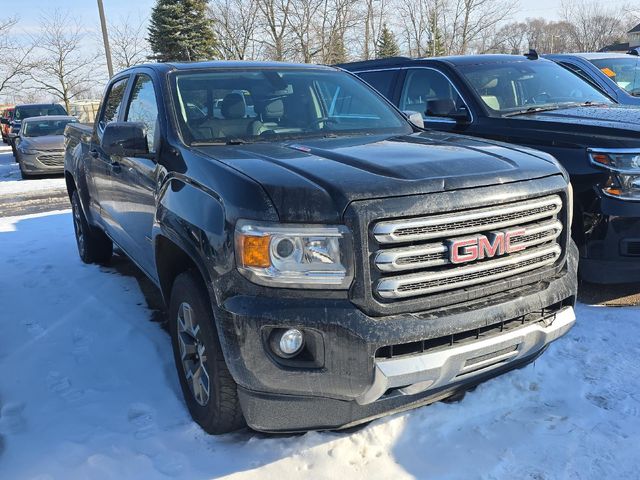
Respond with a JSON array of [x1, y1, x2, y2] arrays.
[[120, 60, 337, 75], [338, 54, 552, 70]]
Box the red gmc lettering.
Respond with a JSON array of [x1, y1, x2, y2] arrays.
[[449, 229, 526, 264]]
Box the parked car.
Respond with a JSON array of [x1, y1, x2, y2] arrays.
[[13, 115, 77, 178], [340, 54, 640, 284], [7, 103, 68, 158], [1, 107, 14, 143], [545, 52, 640, 106], [65, 61, 577, 434]]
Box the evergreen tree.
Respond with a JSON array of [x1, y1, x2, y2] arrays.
[[375, 24, 400, 59], [148, 0, 218, 62], [325, 35, 347, 64]]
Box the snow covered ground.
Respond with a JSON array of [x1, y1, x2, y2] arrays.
[[0, 210, 639, 480], [0, 145, 66, 195]]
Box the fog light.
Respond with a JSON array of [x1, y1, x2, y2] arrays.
[[278, 329, 304, 357]]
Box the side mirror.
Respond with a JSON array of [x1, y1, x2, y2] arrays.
[[426, 99, 471, 124], [402, 110, 424, 129], [101, 122, 149, 157]]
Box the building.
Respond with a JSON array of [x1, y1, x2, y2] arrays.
[[600, 22, 640, 52], [630, 22, 640, 48]]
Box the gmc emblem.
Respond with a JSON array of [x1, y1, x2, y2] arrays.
[[448, 229, 526, 264]]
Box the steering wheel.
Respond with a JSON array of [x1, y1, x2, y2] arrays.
[[527, 92, 552, 104], [305, 117, 338, 129]]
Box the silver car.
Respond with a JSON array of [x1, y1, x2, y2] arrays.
[[14, 115, 78, 178]]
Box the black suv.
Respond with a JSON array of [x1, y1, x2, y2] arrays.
[[340, 54, 640, 283]]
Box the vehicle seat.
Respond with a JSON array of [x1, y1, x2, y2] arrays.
[[250, 99, 284, 135], [214, 93, 252, 137], [481, 95, 501, 110]]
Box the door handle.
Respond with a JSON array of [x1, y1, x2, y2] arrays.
[[111, 161, 122, 174], [89, 149, 99, 159]]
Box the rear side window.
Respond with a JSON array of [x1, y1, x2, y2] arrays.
[[358, 70, 397, 98], [399, 69, 465, 119], [99, 77, 129, 132], [125, 74, 159, 153]]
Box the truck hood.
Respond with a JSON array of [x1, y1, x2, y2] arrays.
[[194, 131, 563, 222], [509, 104, 640, 139]]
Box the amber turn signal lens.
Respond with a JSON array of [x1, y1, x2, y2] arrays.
[[239, 234, 271, 268], [591, 153, 611, 166]]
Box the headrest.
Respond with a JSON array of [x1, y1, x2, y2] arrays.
[[258, 99, 284, 120], [221, 93, 246, 119]]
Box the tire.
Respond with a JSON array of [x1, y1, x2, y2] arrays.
[[169, 270, 245, 434], [71, 190, 113, 264]]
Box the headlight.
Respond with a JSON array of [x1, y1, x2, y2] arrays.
[[589, 148, 640, 200], [19, 147, 39, 155], [235, 221, 354, 289]]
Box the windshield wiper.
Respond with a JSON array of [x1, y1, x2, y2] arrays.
[[503, 105, 562, 117], [191, 139, 250, 146]]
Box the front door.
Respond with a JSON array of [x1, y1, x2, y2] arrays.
[[91, 76, 130, 232], [107, 73, 160, 277]]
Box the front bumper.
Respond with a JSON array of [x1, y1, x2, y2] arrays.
[[215, 243, 578, 432], [19, 151, 65, 175], [580, 195, 640, 283]]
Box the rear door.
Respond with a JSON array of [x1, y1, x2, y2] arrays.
[[90, 75, 131, 232], [107, 72, 161, 276]]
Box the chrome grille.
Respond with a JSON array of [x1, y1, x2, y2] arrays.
[[372, 195, 564, 300], [37, 153, 64, 166]]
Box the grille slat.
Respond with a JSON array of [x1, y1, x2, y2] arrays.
[[371, 195, 565, 300], [373, 195, 562, 244]]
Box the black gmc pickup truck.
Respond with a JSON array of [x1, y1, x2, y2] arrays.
[[64, 61, 577, 434], [341, 54, 640, 283]]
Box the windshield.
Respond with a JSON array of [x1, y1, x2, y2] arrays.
[[458, 60, 613, 115], [15, 104, 67, 120], [589, 57, 640, 96], [171, 68, 411, 145], [22, 119, 76, 137]]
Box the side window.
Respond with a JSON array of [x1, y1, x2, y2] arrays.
[[99, 77, 129, 132], [358, 70, 397, 98], [400, 69, 465, 120], [125, 74, 159, 153]]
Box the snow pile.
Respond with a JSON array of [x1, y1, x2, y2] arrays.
[[0, 210, 638, 479]]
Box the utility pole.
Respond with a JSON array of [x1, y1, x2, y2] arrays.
[[97, 0, 114, 77]]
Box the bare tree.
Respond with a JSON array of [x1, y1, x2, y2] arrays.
[[209, 0, 261, 60], [443, 0, 518, 55], [108, 15, 150, 70], [0, 17, 34, 99], [561, 0, 628, 51], [256, 0, 293, 61], [29, 10, 100, 112], [361, 0, 387, 60]]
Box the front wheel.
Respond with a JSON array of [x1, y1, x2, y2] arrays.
[[169, 270, 245, 434], [71, 190, 113, 264]]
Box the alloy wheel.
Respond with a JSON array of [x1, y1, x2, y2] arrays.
[[177, 302, 210, 407]]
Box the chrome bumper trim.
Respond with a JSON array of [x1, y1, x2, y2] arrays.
[[356, 306, 576, 405]]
